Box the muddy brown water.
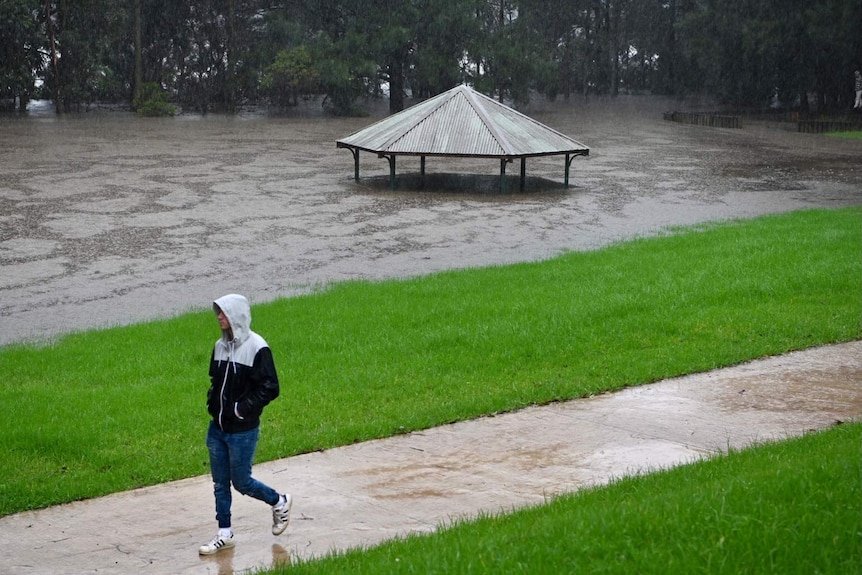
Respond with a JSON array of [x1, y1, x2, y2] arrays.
[[1, 96, 860, 346]]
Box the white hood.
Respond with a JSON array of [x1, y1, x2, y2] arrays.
[[213, 293, 252, 345]]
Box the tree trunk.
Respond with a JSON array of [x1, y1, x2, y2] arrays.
[[498, 0, 505, 102], [133, 0, 142, 107], [389, 59, 404, 113], [44, 0, 63, 114], [226, 0, 236, 113]]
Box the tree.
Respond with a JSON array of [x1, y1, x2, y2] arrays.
[[529, 0, 594, 99], [0, 0, 42, 111], [266, 0, 377, 114], [39, 0, 130, 113], [221, 0, 266, 112], [261, 46, 320, 107], [800, 0, 862, 111], [12, 0, 861, 115], [674, 0, 862, 110], [313, 27, 379, 115], [43, 0, 62, 112], [409, 0, 481, 97]]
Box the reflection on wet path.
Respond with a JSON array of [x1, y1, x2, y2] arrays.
[[198, 544, 290, 574], [1, 97, 860, 345]]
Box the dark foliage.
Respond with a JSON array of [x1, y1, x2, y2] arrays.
[[3, 0, 859, 115]]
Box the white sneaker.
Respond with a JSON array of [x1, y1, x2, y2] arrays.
[[272, 493, 292, 535], [198, 532, 235, 555]]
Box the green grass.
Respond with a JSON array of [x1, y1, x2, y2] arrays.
[[278, 422, 861, 575], [826, 130, 862, 139], [1, 207, 860, 517]]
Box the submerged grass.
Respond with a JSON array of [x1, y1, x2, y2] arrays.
[[1, 207, 860, 517], [279, 422, 861, 574]]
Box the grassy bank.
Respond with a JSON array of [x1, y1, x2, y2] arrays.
[[280, 422, 861, 574], [2, 207, 860, 517], [826, 130, 862, 139]]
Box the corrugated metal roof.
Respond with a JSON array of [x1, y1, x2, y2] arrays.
[[337, 84, 589, 159]]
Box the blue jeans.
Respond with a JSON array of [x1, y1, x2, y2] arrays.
[[206, 421, 280, 528]]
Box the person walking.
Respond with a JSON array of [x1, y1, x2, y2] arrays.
[[855, 70, 862, 109], [199, 293, 292, 555]]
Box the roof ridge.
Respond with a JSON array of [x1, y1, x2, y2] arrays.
[[469, 87, 585, 145], [375, 88, 455, 152], [461, 86, 515, 156]]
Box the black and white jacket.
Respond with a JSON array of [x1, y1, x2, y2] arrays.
[[207, 294, 280, 433]]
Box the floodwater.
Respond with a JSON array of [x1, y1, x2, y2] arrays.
[[1, 96, 860, 346]]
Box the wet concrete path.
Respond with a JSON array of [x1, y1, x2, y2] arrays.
[[2, 341, 859, 575]]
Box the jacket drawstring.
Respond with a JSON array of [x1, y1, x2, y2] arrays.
[[217, 339, 236, 429]]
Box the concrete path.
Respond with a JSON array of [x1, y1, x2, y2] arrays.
[[2, 341, 860, 575]]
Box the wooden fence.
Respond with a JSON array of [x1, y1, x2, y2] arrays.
[[797, 120, 862, 133], [663, 111, 742, 129]]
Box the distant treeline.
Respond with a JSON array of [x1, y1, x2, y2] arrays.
[[2, 0, 860, 115]]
